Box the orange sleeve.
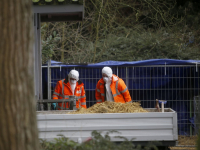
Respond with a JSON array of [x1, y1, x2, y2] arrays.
[[118, 79, 132, 103], [52, 81, 61, 100], [95, 81, 103, 103], [80, 85, 87, 108]]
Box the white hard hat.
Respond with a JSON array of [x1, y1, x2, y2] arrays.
[[68, 70, 79, 81], [102, 67, 113, 78]]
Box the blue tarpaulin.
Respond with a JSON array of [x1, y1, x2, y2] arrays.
[[43, 59, 200, 67]]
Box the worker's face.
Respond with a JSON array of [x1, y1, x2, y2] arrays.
[[102, 73, 110, 83], [102, 73, 108, 78], [70, 78, 77, 84]]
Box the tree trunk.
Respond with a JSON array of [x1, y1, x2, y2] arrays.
[[0, 0, 39, 150]]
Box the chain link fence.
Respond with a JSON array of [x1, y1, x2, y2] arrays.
[[40, 61, 200, 147]]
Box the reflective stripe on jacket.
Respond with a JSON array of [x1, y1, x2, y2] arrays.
[[52, 77, 86, 110], [95, 74, 132, 103]]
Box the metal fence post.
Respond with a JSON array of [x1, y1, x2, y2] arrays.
[[126, 67, 128, 87], [47, 59, 51, 110]]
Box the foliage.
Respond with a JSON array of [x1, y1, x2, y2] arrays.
[[41, 0, 200, 64], [41, 23, 61, 63], [39, 131, 160, 150]]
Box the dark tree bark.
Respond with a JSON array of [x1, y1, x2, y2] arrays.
[[0, 0, 39, 150]]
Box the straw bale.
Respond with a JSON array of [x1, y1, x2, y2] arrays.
[[69, 101, 148, 114]]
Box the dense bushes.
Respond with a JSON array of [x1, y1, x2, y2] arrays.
[[41, 0, 200, 63]]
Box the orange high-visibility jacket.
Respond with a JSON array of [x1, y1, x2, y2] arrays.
[[52, 77, 86, 109], [95, 74, 132, 103]]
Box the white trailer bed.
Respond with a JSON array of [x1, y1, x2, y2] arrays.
[[37, 108, 178, 146]]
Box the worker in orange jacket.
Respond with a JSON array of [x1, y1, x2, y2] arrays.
[[95, 66, 132, 103], [52, 70, 86, 109]]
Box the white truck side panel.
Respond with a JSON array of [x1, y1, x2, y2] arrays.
[[37, 108, 178, 142]]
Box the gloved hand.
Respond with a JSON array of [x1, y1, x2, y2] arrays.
[[51, 103, 57, 110]]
